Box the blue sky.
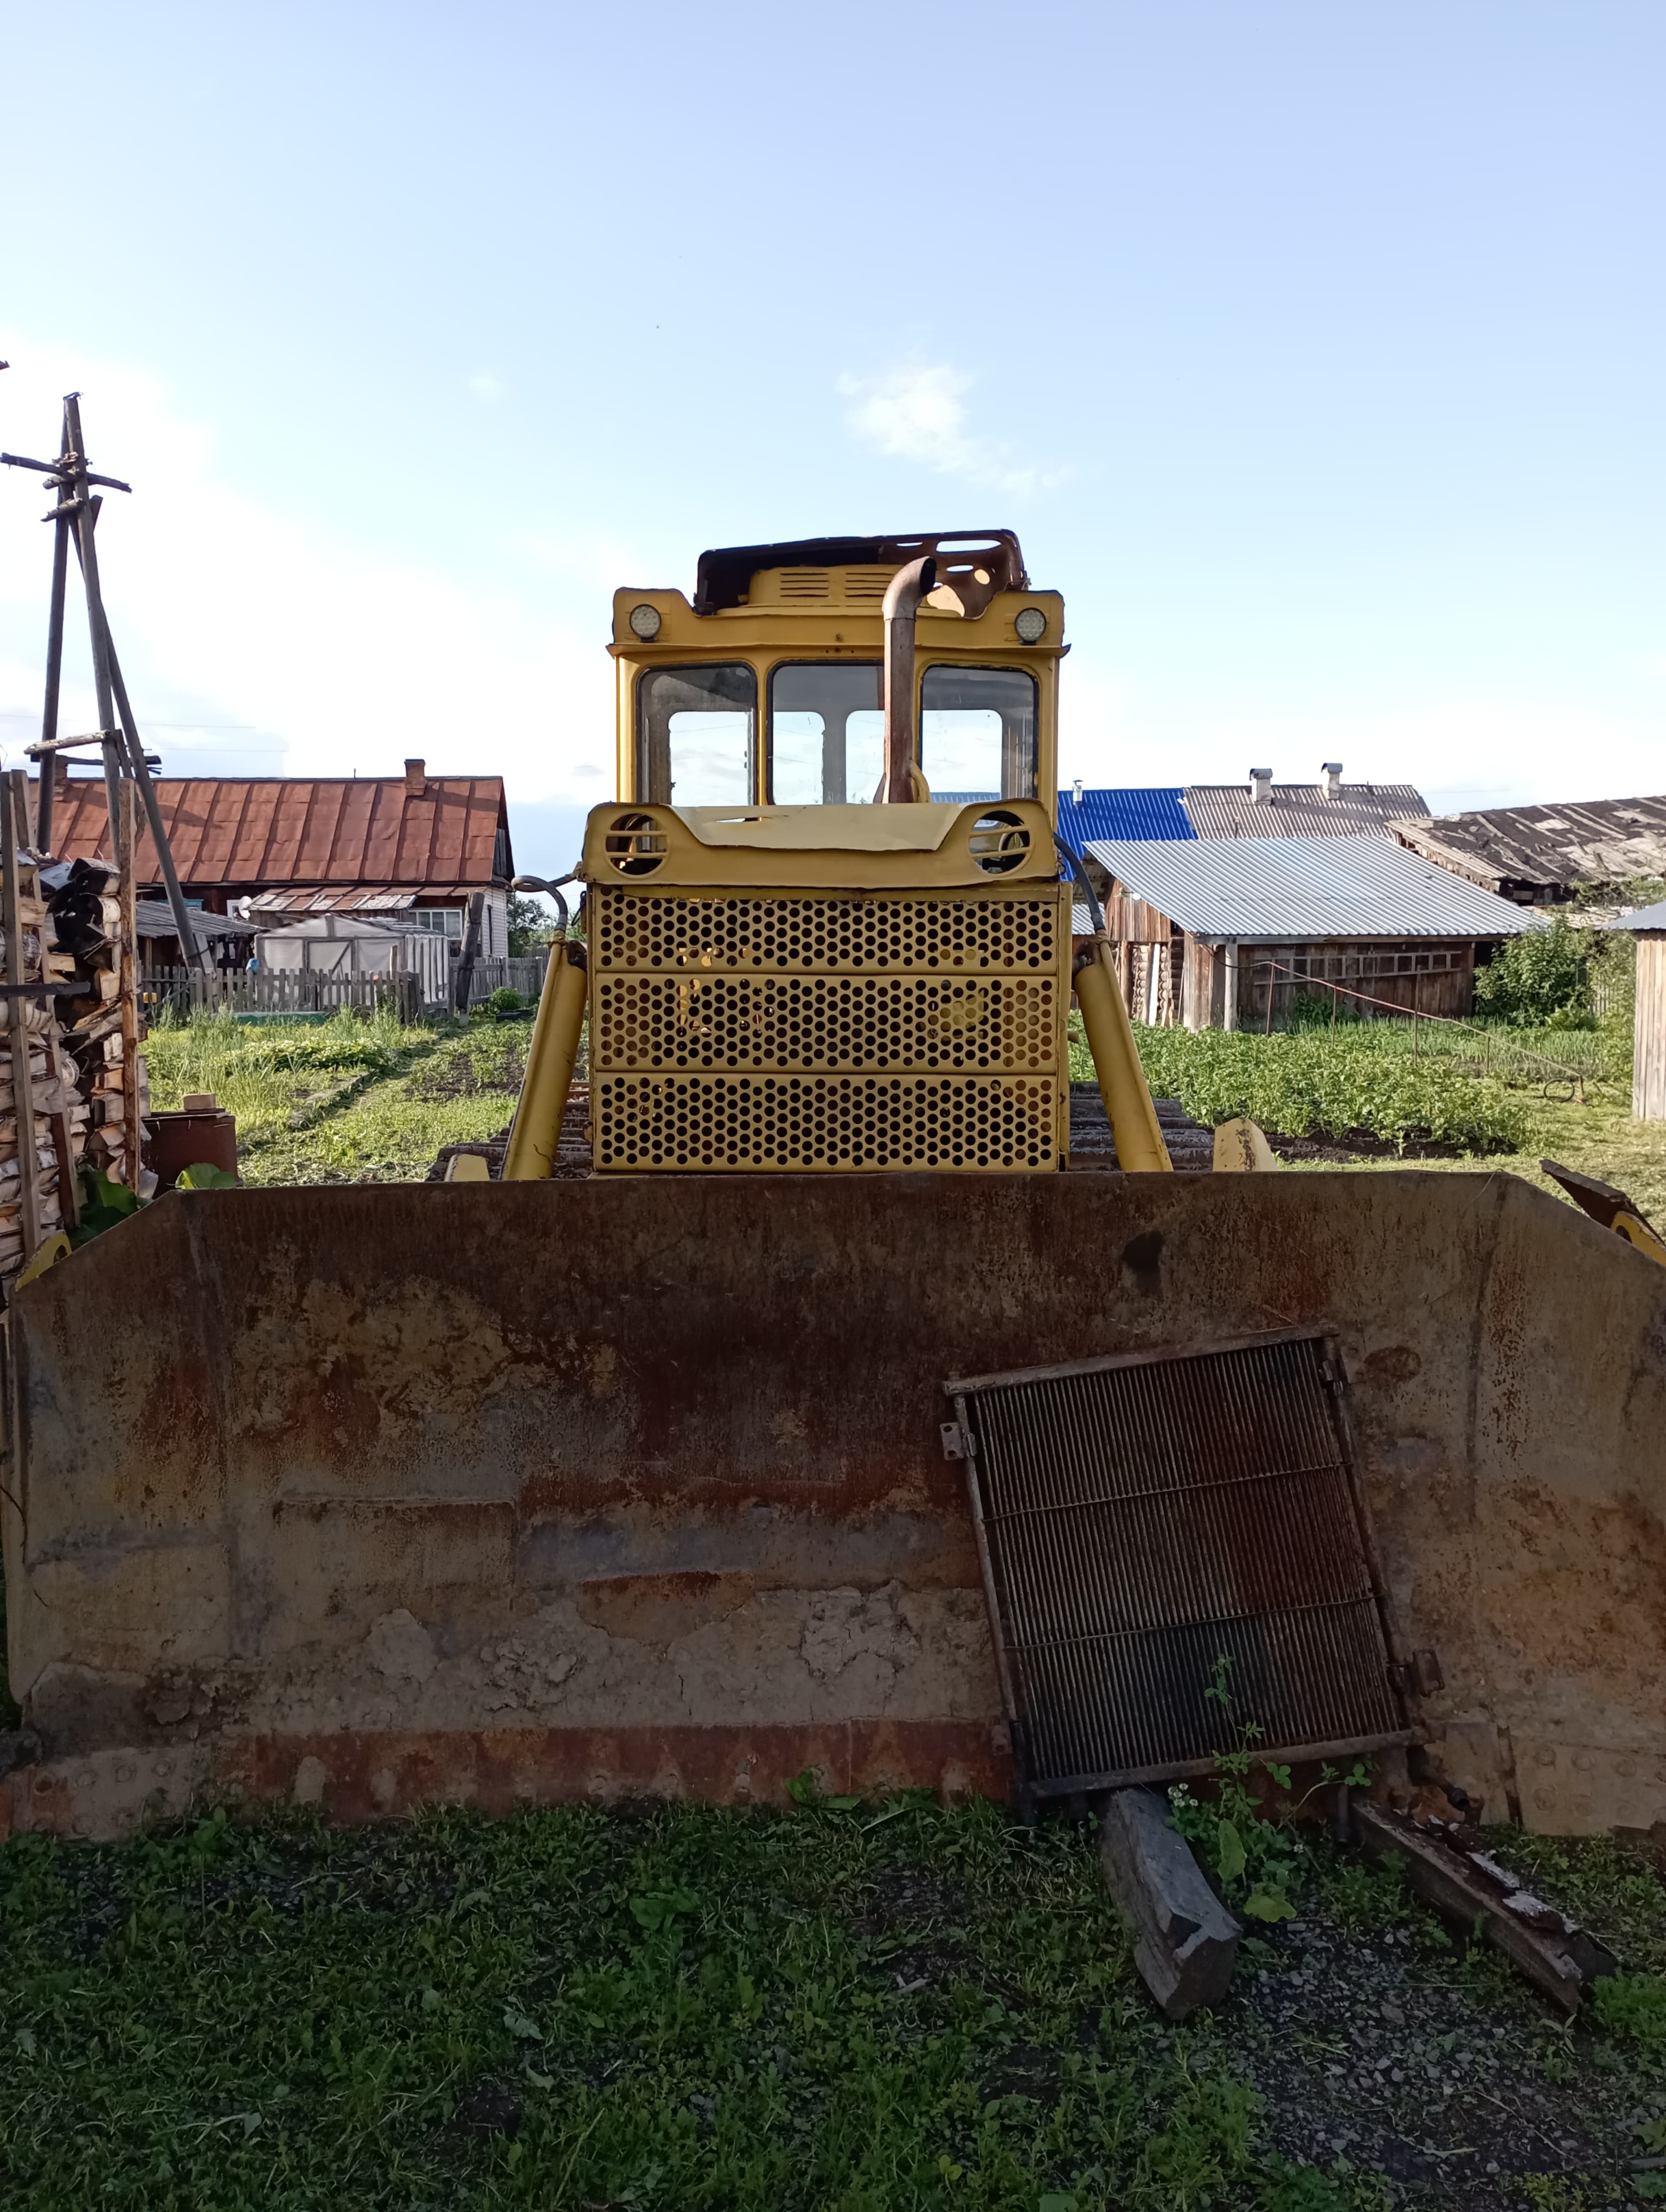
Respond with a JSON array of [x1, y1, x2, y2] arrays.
[[2, 1, 1661, 876]]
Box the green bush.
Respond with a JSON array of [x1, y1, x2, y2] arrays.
[[1472, 915, 1595, 1027], [471, 986, 528, 1024]]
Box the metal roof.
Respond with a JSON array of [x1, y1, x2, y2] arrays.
[[132, 901, 250, 941], [1183, 782, 1427, 839], [245, 887, 464, 914], [1058, 788, 1194, 846], [35, 774, 511, 890], [1081, 835, 1543, 943], [1390, 795, 1666, 896], [1614, 899, 1666, 934]]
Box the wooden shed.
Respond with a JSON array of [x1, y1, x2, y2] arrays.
[[1076, 835, 1543, 1032], [1614, 899, 1666, 1120]]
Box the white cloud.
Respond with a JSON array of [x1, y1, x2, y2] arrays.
[[0, 340, 614, 805], [837, 363, 1062, 495], [468, 370, 505, 402]]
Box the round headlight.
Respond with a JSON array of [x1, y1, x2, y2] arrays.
[[629, 602, 662, 641], [1015, 607, 1048, 644]]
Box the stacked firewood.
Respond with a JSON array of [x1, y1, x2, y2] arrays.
[[0, 852, 91, 1293], [46, 859, 150, 1192]]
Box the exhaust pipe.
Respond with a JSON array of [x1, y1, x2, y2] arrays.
[[882, 554, 936, 801]]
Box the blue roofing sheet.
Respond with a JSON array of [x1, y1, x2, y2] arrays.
[[1082, 836, 1543, 942], [1057, 788, 1194, 848]]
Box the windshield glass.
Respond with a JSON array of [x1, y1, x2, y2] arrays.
[[637, 665, 756, 804], [769, 664, 883, 804], [921, 666, 1038, 800]]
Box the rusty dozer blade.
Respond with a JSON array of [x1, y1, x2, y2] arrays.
[[4, 1167, 1665, 1843]]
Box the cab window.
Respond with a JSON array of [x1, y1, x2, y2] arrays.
[[768, 663, 883, 803], [637, 665, 756, 804], [921, 666, 1038, 799]]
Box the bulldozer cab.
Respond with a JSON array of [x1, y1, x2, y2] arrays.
[[509, 531, 1093, 1179], [610, 530, 1059, 812]]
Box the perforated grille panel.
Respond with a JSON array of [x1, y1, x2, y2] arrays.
[[953, 1333, 1405, 1795], [595, 974, 1058, 1075], [591, 885, 1068, 1173], [597, 1075, 1058, 1171], [593, 890, 1059, 975]]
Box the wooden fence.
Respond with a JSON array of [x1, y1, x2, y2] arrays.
[[142, 968, 424, 1021], [144, 951, 552, 1022], [462, 955, 549, 1006]]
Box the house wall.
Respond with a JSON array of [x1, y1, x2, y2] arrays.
[[1637, 935, 1666, 1121]]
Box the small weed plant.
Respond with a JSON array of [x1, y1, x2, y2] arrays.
[[1168, 1659, 1369, 1925]]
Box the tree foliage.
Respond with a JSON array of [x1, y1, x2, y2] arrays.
[[1472, 914, 1595, 1027], [506, 892, 554, 957]]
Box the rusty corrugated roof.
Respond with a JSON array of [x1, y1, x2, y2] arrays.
[[1389, 794, 1666, 896], [34, 775, 511, 890]]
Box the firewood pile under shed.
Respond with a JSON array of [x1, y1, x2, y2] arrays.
[[0, 773, 151, 1304]]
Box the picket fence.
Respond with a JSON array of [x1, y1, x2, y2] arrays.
[[142, 951, 551, 1023]]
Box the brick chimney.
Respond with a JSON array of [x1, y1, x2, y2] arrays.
[[1319, 762, 1343, 801], [1248, 767, 1272, 805], [404, 757, 427, 795]]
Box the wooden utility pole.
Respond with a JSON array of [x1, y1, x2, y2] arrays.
[[2, 395, 208, 970], [453, 891, 485, 1016]]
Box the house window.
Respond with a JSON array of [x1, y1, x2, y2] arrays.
[[414, 908, 463, 939]]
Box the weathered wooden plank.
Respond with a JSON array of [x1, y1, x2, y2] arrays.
[[1355, 1801, 1616, 2014], [1635, 934, 1664, 1120]]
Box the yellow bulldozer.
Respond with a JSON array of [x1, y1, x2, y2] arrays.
[[3, 530, 1664, 1850]]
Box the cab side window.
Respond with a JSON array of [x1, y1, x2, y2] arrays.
[[637, 665, 757, 804], [920, 666, 1038, 800]]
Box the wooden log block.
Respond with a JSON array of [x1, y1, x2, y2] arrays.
[[1099, 1786, 1241, 2020], [1355, 1802, 1617, 2014]]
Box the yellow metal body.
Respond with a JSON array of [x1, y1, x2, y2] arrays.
[[582, 800, 1067, 1173], [1213, 1117, 1280, 1172], [501, 942, 588, 1181], [1072, 940, 1173, 1173], [1613, 1210, 1666, 1267]]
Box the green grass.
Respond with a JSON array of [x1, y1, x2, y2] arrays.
[[4, 1796, 1665, 2211], [144, 1012, 527, 1184], [137, 1005, 1666, 1224], [0, 1796, 1238, 2212], [1061, 1011, 1666, 1225]]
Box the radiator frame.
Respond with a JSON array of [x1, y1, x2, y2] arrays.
[[946, 1326, 1413, 1812]]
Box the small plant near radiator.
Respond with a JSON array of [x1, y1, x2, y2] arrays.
[[1169, 1656, 1370, 1925]]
